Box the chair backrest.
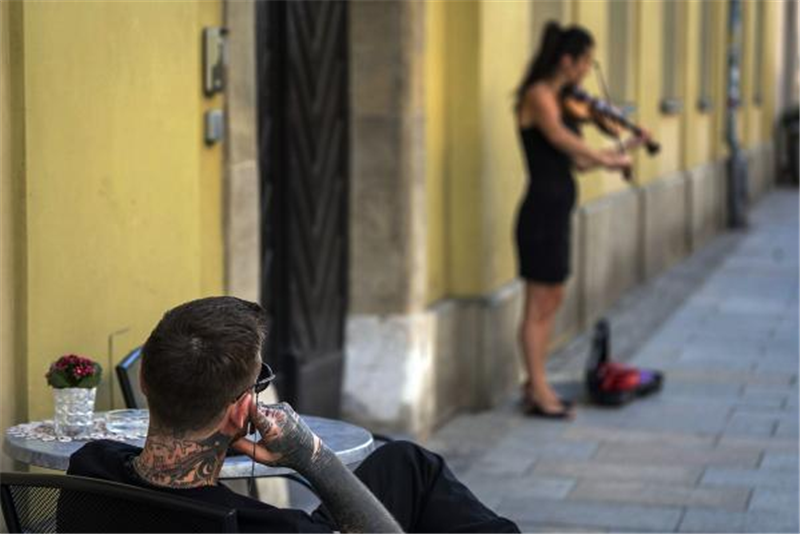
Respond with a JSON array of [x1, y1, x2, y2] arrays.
[[0, 472, 238, 533], [116, 347, 148, 409]]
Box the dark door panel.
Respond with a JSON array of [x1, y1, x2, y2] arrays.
[[256, 0, 348, 417]]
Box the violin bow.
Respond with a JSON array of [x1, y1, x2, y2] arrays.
[[593, 60, 632, 181]]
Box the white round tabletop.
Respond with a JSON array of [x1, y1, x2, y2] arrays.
[[4, 411, 375, 479]]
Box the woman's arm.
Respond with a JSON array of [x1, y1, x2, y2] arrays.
[[573, 147, 632, 172], [528, 86, 628, 170], [572, 153, 598, 171]]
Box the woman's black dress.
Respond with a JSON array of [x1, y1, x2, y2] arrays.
[[515, 120, 579, 284]]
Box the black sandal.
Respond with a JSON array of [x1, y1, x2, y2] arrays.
[[523, 398, 575, 419]]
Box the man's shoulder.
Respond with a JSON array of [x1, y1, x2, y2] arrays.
[[70, 439, 141, 464], [67, 439, 140, 480], [66, 441, 332, 533], [75, 439, 140, 455]]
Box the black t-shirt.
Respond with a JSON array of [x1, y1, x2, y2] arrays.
[[67, 440, 333, 533]]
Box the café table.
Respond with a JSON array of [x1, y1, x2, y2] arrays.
[[3, 409, 375, 479]]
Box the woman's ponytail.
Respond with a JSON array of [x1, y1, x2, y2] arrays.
[[535, 22, 564, 78], [515, 21, 594, 112]]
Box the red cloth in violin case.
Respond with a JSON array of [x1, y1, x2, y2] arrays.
[[586, 319, 664, 406]]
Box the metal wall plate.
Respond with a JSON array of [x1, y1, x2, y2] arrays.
[[203, 27, 227, 96], [204, 109, 225, 145]]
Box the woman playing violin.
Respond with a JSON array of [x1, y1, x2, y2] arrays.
[[514, 21, 650, 418]]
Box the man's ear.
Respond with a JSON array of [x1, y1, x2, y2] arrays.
[[232, 391, 252, 428], [219, 392, 252, 438]]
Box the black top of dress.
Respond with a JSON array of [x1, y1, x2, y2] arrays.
[[518, 118, 579, 186]]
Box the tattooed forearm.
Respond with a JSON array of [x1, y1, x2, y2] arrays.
[[300, 444, 403, 533], [251, 402, 402, 532], [132, 432, 229, 488]]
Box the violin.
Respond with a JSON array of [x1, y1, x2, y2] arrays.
[[561, 86, 661, 156]]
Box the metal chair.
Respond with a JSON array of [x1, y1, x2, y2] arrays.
[[0, 472, 238, 533], [115, 346, 147, 410]]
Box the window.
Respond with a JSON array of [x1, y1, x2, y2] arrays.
[[607, 1, 636, 108], [697, 0, 714, 112], [532, 0, 570, 48], [661, 0, 685, 114], [753, 0, 765, 105]]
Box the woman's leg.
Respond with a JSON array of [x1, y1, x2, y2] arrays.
[[519, 281, 568, 412]]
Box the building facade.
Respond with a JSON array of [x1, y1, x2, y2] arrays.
[[2, 0, 798, 476], [340, 0, 797, 437]]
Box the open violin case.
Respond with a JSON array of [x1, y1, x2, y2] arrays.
[[585, 319, 664, 406]]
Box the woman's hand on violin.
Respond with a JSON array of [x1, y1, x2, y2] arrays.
[[623, 129, 652, 151], [600, 150, 632, 171]]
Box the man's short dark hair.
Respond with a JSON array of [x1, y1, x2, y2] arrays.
[[141, 296, 268, 434]]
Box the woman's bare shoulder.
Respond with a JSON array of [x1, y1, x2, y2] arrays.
[[520, 83, 558, 126], [525, 82, 555, 103]]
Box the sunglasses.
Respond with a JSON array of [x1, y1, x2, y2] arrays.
[[233, 362, 276, 403]]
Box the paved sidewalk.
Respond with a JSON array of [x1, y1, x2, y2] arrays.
[[424, 188, 799, 533]]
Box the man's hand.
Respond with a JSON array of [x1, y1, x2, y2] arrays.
[[234, 401, 403, 532], [230, 401, 322, 470]]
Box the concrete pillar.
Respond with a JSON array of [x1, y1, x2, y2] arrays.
[[224, 0, 261, 304], [223, 0, 284, 505], [344, 0, 434, 436]]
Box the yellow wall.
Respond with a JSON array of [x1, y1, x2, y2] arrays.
[[683, 0, 714, 169], [443, 0, 482, 297], [573, 0, 632, 201], [425, 0, 781, 303], [198, 1, 225, 293], [478, 1, 533, 292], [742, 0, 762, 148], [425, 0, 447, 303], [712, 0, 731, 160], [12, 0, 224, 421], [1, 0, 29, 470], [427, 0, 532, 299], [634, 1, 681, 184], [761, 0, 782, 140], [1, 0, 12, 468]]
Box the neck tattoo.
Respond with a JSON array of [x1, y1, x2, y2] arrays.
[[132, 431, 230, 489]]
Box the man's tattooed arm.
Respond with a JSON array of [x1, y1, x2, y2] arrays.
[[233, 402, 403, 533]]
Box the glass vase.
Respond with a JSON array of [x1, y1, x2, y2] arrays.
[[53, 387, 96, 438]]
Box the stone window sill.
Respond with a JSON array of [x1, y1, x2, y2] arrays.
[[697, 97, 714, 114], [660, 98, 684, 115]]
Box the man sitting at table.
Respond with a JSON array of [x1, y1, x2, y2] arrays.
[[67, 296, 519, 533]]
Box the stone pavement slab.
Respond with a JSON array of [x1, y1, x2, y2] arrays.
[[568, 480, 751, 511], [562, 425, 716, 448], [678, 508, 799, 533], [458, 472, 575, 510], [592, 442, 762, 468], [425, 189, 799, 532], [533, 459, 703, 485], [749, 487, 800, 512], [498, 498, 684, 532], [717, 434, 800, 453], [760, 453, 800, 472], [701, 467, 799, 490]]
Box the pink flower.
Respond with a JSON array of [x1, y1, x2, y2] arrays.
[[48, 354, 101, 388]]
